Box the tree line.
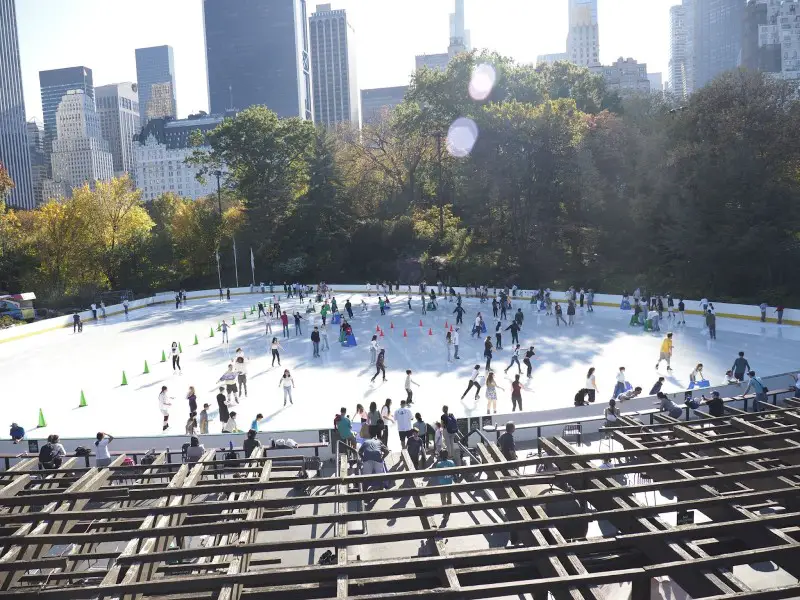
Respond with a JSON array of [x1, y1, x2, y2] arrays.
[[1, 51, 799, 307]]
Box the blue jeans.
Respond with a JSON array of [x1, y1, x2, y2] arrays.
[[313, 341, 320, 357]]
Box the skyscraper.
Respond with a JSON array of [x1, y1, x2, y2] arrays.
[[360, 86, 408, 126], [51, 90, 113, 193], [415, 0, 470, 72], [757, 0, 800, 79], [669, 0, 695, 98], [310, 4, 359, 127], [26, 120, 46, 206], [39, 66, 94, 176], [692, 0, 745, 89], [134, 46, 177, 125], [96, 83, 141, 176], [203, 0, 312, 120], [0, 0, 35, 208], [567, 0, 600, 67]]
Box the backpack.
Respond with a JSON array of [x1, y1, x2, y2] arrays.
[[140, 449, 157, 466], [38, 443, 56, 465], [445, 414, 459, 434], [74, 446, 91, 457]]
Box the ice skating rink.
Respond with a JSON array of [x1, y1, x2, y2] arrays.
[[2, 292, 799, 439]]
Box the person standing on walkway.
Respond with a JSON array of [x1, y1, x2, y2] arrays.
[[485, 371, 503, 414], [171, 342, 181, 374], [461, 365, 483, 400], [655, 333, 674, 372], [523, 346, 536, 378], [199, 403, 210, 434], [452, 327, 461, 360], [731, 352, 751, 382], [511, 375, 523, 411], [94, 432, 115, 468], [440, 406, 458, 456], [585, 367, 598, 404], [432, 450, 455, 508], [278, 369, 295, 406], [371, 349, 387, 383], [394, 399, 414, 448], [405, 369, 419, 404], [216, 387, 229, 425], [311, 327, 321, 358], [379, 399, 394, 445], [505, 344, 522, 374], [484, 337, 494, 371], [369, 335, 379, 365]]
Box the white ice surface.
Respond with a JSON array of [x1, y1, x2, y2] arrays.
[[2, 293, 798, 438]]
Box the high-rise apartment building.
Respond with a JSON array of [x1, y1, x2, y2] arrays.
[[309, 4, 359, 127], [134, 114, 223, 202], [590, 57, 651, 96], [669, 0, 695, 98], [39, 67, 94, 159], [204, 0, 312, 120], [26, 120, 46, 206], [360, 86, 408, 126], [692, 0, 745, 89], [567, 0, 600, 67], [96, 83, 140, 176], [50, 90, 114, 193], [758, 0, 800, 79], [134, 46, 177, 125], [536, 52, 569, 65], [0, 0, 35, 208]]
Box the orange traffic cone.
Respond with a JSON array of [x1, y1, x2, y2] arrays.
[[390, 321, 394, 329], [376, 324, 380, 332], [445, 320, 449, 328], [380, 329, 385, 338], [403, 329, 407, 337], [450, 324, 454, 332], [428, 328, 433, 336], [419, 319, 423, 327]]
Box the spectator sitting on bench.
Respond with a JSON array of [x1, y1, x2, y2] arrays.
[[186, 436, 206, 463], [39, 434, 66, 470], [604, 399, 621, 427]]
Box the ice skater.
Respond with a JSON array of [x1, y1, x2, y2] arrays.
[[678, 299, 686, 325], [73, 311, 82, 333], [472, 313, 483, 338], [554, 303, 567, 326], [345, 299, 354, 319], [320, 323, 330, 351], [405, 369, 419, 404], [293, 312, 304, 336], [258, 301, 266, 317], [453, 327, 460, 359], [278, 369, 295, 405], [264, 315, 273, 336], [235, 355, 248, 396], [523, 346, 536, 378], [158, 386, 172, 431], [371, 349, 387, 383], [612, 367, 628, 399], [655, 333, 674, 372], [221, 320, 230, 344], [461, 365, 483, 400], [446, 330, 453, 362], [219, 364, 239, 404], [171, 341, 181, 374], [494, 320, 503, 350], [369, 335, 379, 365], [311, 327, 321, 357], [484, 336, 494, 371], [505, 320, 520, 346], [567, 301, 576, 325], [123, 298, 129, 317], [361, 299, 368, 312], [511, 374, 523, 411], [492, 297, 498, 318], [505, 344, 522, 374], [270, 338, 282, 366], [281, 311, 289, 338], [485, 371, 503, 414], [453, 304, 465, 325]]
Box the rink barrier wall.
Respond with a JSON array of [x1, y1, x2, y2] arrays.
[[0, 285, 797, 346], [1, 372, 795, 464]]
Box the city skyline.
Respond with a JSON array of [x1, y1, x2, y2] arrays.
[[16, 0, 675, 123]]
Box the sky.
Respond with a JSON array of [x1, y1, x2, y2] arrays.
[[16, 0, 676, 122]]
